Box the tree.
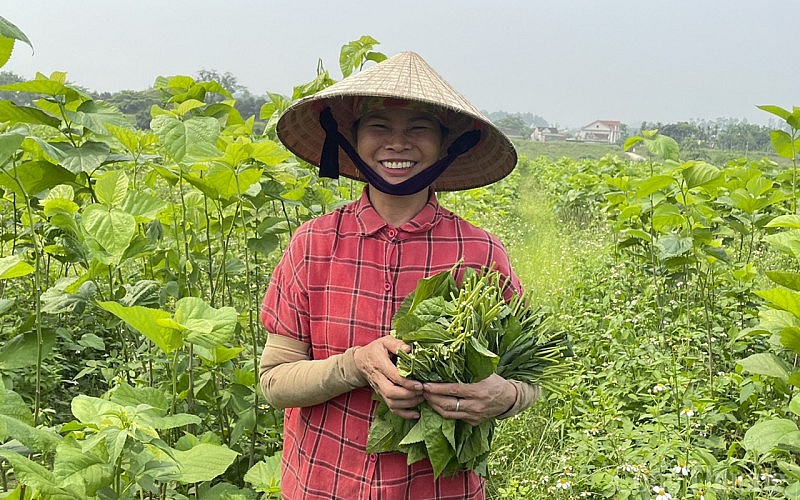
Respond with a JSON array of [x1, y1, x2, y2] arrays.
[[658, 121, 704, 146], [0, 70, 34, 105], [639, 119, 771, 154], [95, 89, 161, 129], [193, 69, 270, 120], [195, 69, 246, 102], [494, 115, 532, 138], [716, 122, 771, 152], [232, 90, 268, 121], [487, 111, 548, 128]]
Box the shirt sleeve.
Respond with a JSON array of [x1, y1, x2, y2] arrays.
[[259, 224, 370, 407], [259, 333, 368, 409], [260, 226, 311, 343], [496, 380, 540, 419]]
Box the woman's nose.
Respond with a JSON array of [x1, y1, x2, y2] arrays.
[[384, 130, 411, 150]]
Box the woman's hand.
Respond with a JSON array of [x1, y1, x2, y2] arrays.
[[354, 337, 424, 419], [423, 373, 516, 426]]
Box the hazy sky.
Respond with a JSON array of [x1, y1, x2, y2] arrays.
[[3, 1, 797, 128]]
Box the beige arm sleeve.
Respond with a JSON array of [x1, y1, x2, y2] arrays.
[[496, 380, 541, 420], [259, 333, 369, 409]]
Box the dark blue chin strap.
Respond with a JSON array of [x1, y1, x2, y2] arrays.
[[318, 107, 480, 196]]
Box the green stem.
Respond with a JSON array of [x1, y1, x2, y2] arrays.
[[114, 452, 123, 495], [4, 159, 45, 425], [0, 457, 7, 492], [56, 99, 79, 148], [187, 343, 194, 416], [219, 203, 242, 306], [203, 192, 215, 305], [238, 195, 260, 467], [169, 183, 182, 283], [178, 173, 193, 296], [279, 201, 292, 236], [270, 200, 286, 253], [11, 192, 18, 254], [211, 373, 230, 444], [792, 130, 798, 214], [170, 350, 180, 417]]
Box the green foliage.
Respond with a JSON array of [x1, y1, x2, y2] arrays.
[[0, 37, 385, 498], [738, 180, 800, 493], [243, 453, 282, 497], [624, 129, 680, 161], [2, 25, 799, 499], [367, 267, 570, 478], [1, 383, 244, 498], [94, 89, 162, 129], [759, 104, 800, 213], [484, 126, 800, 498], [0, 15, 32, 69], [339, 36, 387, 78]]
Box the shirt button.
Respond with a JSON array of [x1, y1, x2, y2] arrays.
[[370, 454, 377, 462], [383, 282, 392, 292], [387, 228, 397, 238]]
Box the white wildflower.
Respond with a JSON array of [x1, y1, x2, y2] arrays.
[[652, 485, 672, 500], [671, 460, 689, 476]]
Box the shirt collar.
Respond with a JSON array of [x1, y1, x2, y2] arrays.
[[355, 187, 442, 236]]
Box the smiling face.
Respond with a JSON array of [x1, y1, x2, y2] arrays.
[[355, 106, 444, 187]]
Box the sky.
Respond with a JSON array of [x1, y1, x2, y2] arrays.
[[2, 0, 797, 129]]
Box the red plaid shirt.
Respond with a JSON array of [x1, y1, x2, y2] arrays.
[[261, 189, 520, 499]]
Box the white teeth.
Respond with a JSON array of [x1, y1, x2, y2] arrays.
[[382, 161, 414, 169]]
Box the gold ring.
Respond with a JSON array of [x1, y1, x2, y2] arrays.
[[455, 398, 460, 412]]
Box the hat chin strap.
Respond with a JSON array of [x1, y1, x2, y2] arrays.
[[318, 107, 480, 196]]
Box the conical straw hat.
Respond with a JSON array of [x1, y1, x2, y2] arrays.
[[276, 51, 517, 191]]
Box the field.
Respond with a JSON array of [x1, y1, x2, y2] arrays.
[[476, 141, 800, 498], [512, 139, 622, 161], [2, 39, 800, 499], [511, 138, 784, 166]]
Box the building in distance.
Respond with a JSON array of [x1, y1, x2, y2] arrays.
[[574, 120, 621, 144]]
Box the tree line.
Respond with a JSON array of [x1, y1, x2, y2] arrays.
[[0, 69, 269, 130], [0, 70, 776, 153], [640, 118, 775, 154]]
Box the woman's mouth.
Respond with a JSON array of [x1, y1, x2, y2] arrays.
[[381, 161, 415, 170]]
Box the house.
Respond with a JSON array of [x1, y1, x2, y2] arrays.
[[576, 120, 621, 144], [530, 126, 567, 142]]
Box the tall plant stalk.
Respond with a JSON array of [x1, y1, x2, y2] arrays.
[[3, 159, 45, 425], [203, 191, 216, 304]]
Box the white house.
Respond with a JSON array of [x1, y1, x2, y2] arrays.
[[576, 120, 621, 144], [530, 126, 567, 142]]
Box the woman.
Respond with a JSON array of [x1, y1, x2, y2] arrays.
[[260, 51, 538, 499]]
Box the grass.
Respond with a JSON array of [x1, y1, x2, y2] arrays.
[[511, 137, 785, 166], [487, 410, 561, 499], [485, 166, 611, 499], [504, 169, 604, 309], [512, 139, 621, 161]]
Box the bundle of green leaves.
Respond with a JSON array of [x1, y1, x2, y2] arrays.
[[366, 266, 571, 478]]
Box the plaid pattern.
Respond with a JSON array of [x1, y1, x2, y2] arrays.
[[261, 189, 520, 499]]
